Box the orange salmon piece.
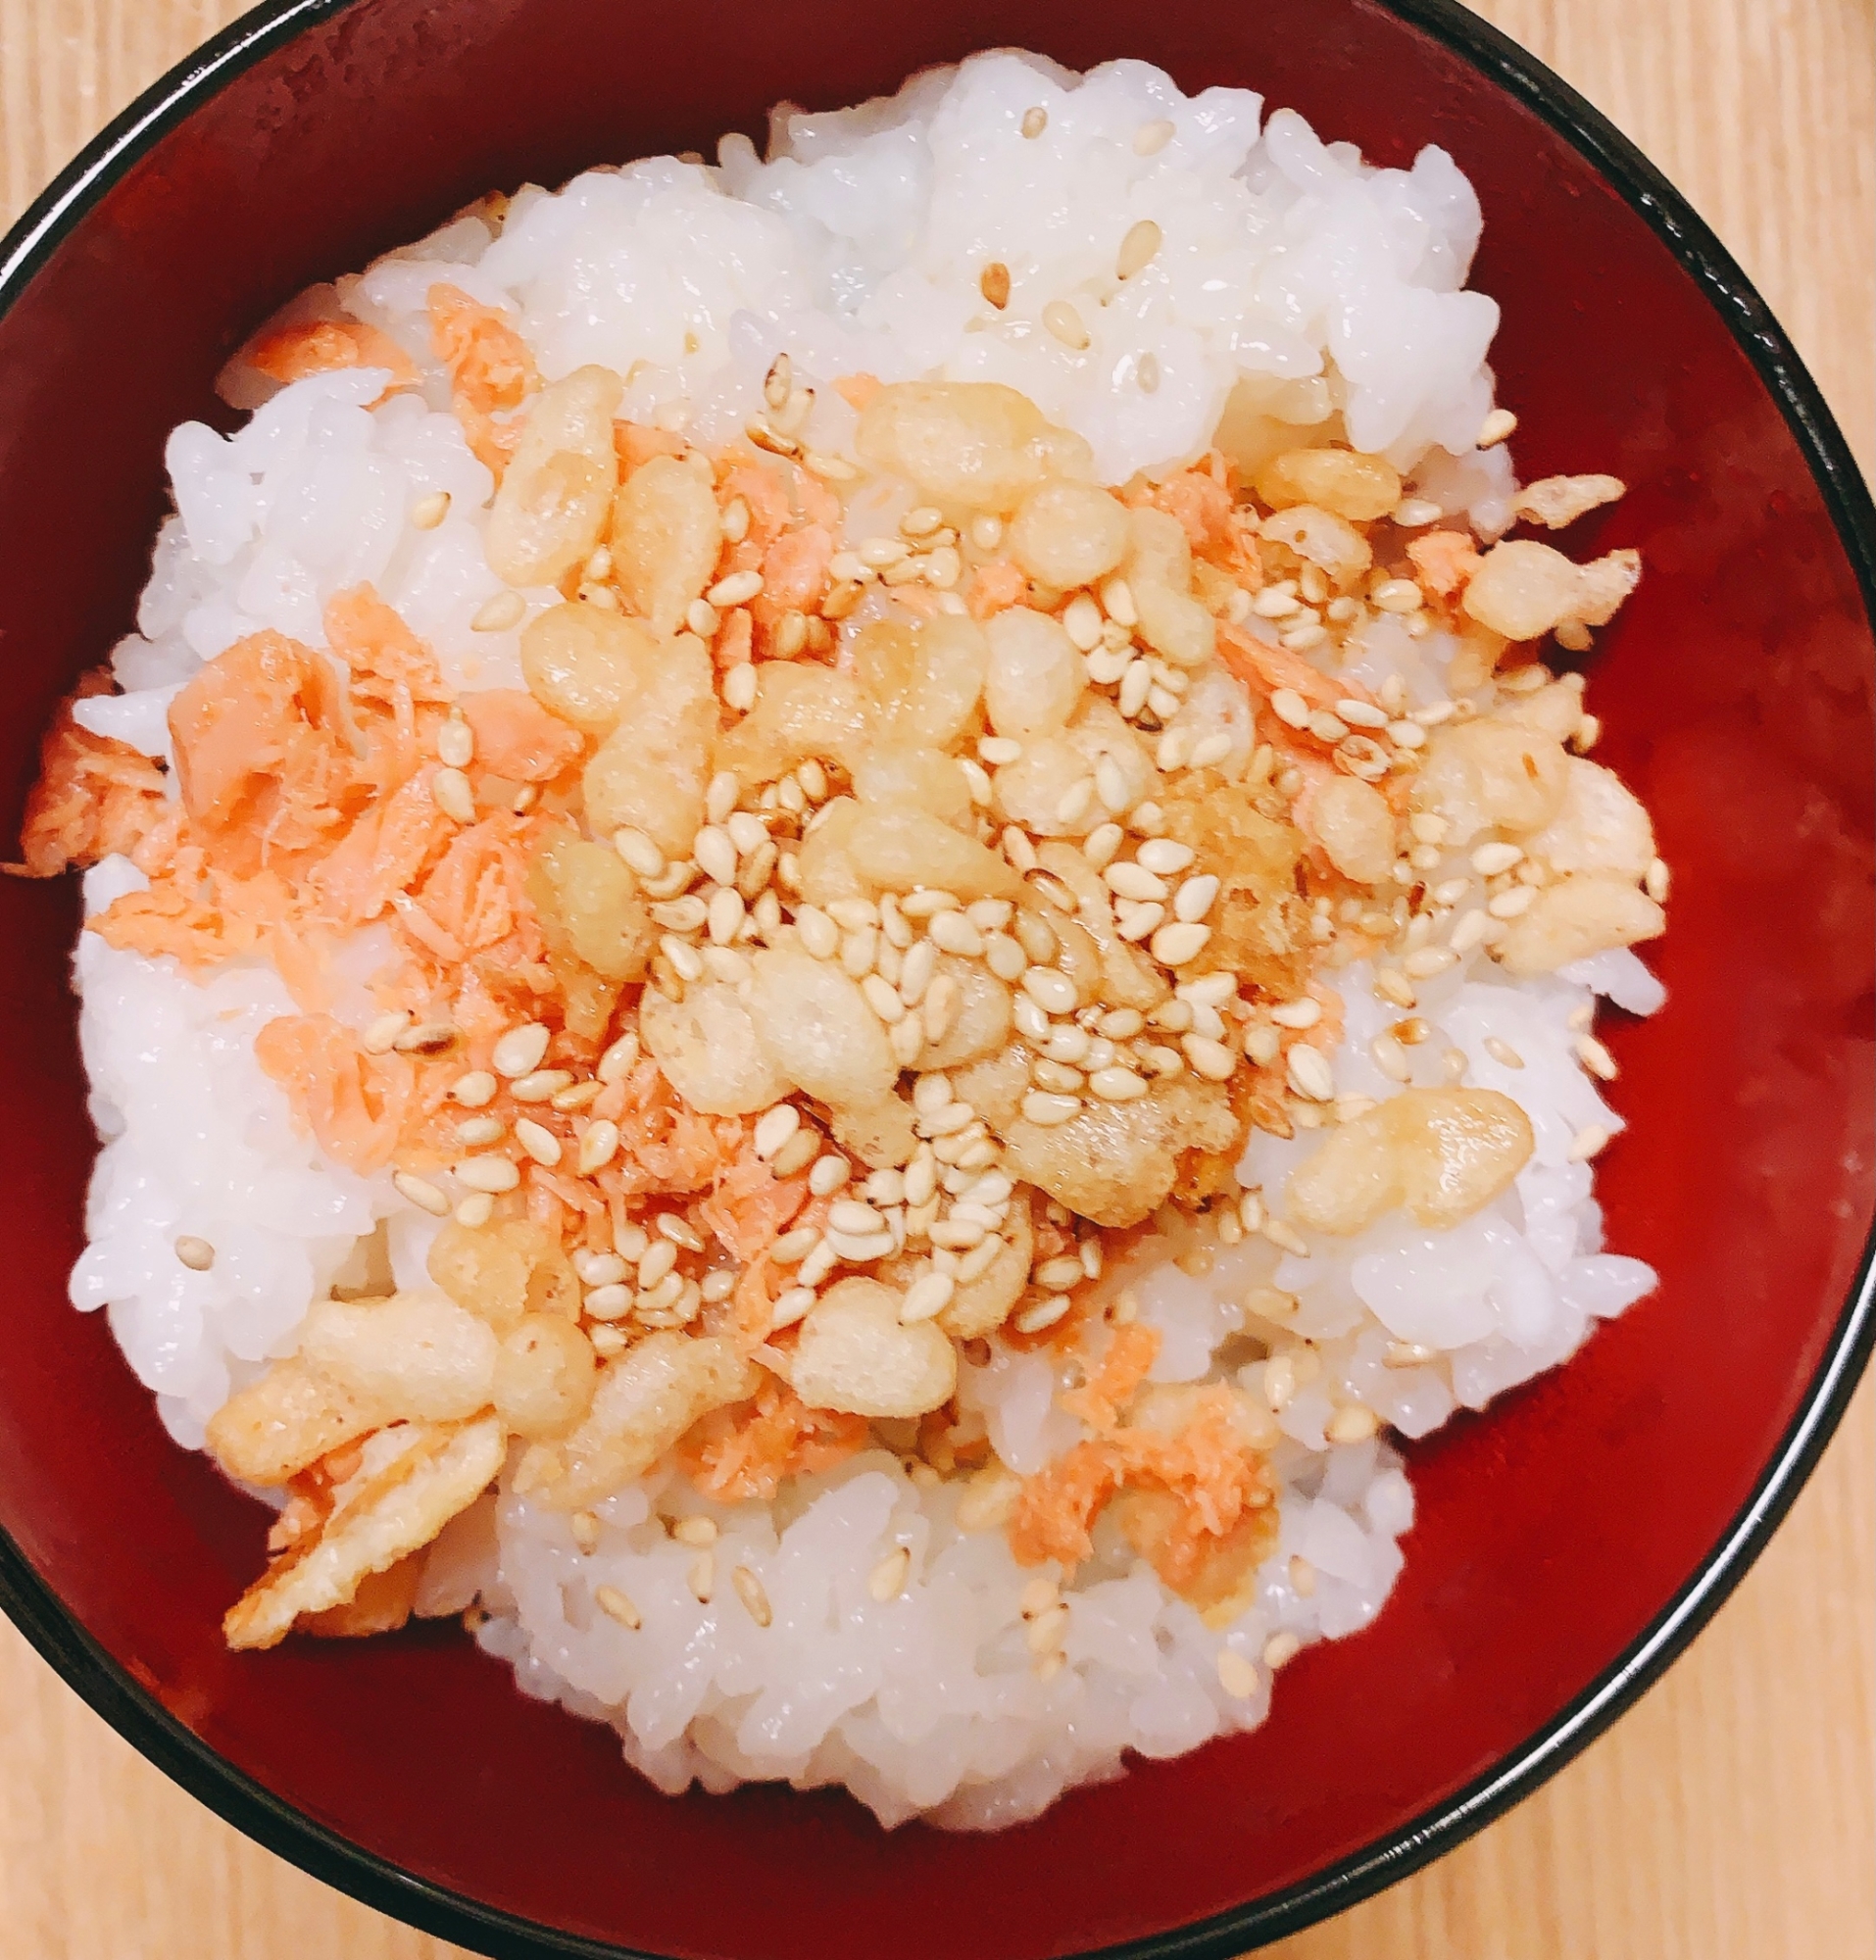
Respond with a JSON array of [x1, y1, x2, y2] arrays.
[[428, 283, 538, 477], [1008, 1442, 1119, 1569], [254, 1012, 414, 1174], [323, 585, 449, 710], [684, 1374, 867, 1504], [834, 372, 881, 411], [168, 632, 359, 877], [757, 522, 833, 619], [248, 320, 418, 400], [309, 771, 453, 930], [89, 883, 256, 969], [459, 690, 583, 783], [1010, 1385, 1275, 1583], [1217, 622, 1377, 716], [15, 679, 170, 877], [1061, 1324, 1160, 1433], [698, 1140, 809, 1262], [966, 560, 1027, 619], [1407, 529, 1482, 596]]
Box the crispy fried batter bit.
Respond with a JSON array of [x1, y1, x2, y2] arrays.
[[28, 304, 1659, 1642]]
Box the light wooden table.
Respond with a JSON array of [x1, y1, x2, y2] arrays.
[[2, 2, 1872, 1955]]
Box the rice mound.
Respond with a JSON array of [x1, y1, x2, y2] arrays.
[[54, 50, 1661, 1830]]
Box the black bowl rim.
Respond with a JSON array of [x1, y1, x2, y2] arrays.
[[0, 0, 1871, 1953]]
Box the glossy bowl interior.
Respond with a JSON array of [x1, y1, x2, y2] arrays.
[[0, 1, 1871, 1956]]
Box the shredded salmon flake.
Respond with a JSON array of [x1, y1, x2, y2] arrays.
[[682, 1374, 868, 1504], [428, 282, 539, 477], [1407, 528, 1484, 596], [14, 676, 170, 879], [1008, 1387, 1275, 1589], [248, 319, 420, 401], [1061, 1324, 1160, 1432]]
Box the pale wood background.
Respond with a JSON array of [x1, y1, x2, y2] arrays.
[[2, 0, 1872, 1954]]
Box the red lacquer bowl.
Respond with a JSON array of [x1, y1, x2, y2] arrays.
[[0, 2, 1870, 1954]]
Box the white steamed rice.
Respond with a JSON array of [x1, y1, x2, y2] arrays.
[[61, 50, 1658, 1829]]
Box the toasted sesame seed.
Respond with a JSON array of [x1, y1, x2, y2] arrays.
[[1576, 1034, 1618, 1080], [575, 1250, 629, 1288], [470, 589, 525, 633], [671, 1514, 718, 1547], [660, 935, 704, 982], [1053, 776, 1097, 827], [509, 1069, 573, 1105], [655, 1212, 706, 1252], [1180, 1033, 1236, 1081], [431, 765, 475, 823], [1286, 1045, 1336, 1102], [1014, 1295, 1073, 1336], [1150, 919, 1210, 966], [706, 568, 764, 610], [582, 1282, 631, 1320], [455, 1115, 507, 1149], [595, 1585, 642, 1630], [1017, 965, 1075, 1017], [1174, 873, 1219, 922], [1085, 1065, 1148, 1103], [1106, 861, 1168, 904], [1471, 841, 1524, 876], [1646, 857, 1671, 903], [869, 1545, 912, 1601], [1327, 1403, 1379, 1444], [1043, 299, 1090, 350], [570, 1119, 617, 1177], [630, 1241, 677, 1292], [1568, 1122, 1611, 1162], [1269, 687, 1311, 729], [829, 1200, 885, 1239], [363, 1010, 410, 1054], [829, 1227, 897, 1262], [1020, 1090, 1081, 1126], [1478, 408, 1518, 448], [748, 420, 801, 459], [753, 1103, 802, 1163], [722, 1564, 769, 1627], [1403, 946, 1459, 979], [1116, 218, 1162, 280], [703, 886, 743, 946], [900, 1272, 955, 1325], [722, 663, 759, 712], [1372, 578, 1423, 614], [1216, 1648, 1259, 1698], [513, 1118, 561, 1167], [173, 1234, 217, 1271], [686, 1551, 716, 1603], [768, 1286, 815, 1331], [1020, 104, 1049, 138], [455, 1155, 521, 1194]]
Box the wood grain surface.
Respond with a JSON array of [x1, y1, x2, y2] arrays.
[[2, 2, 1872, 1955]]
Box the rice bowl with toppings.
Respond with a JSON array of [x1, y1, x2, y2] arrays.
[[16, 48, 1671, 1830]]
